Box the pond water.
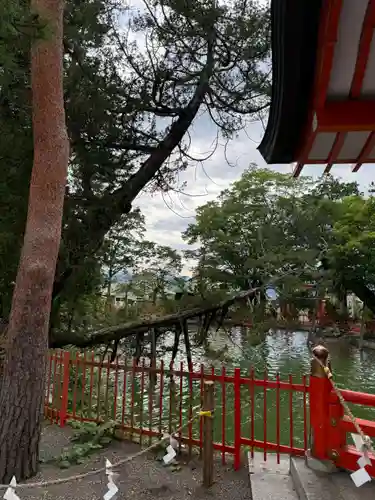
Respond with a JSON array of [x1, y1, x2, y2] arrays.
[[182, 327, 375, 393], [157, 328, 375, 450], [67, 328, 375, 454]]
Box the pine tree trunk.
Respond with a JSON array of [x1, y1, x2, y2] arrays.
[[0, 0, 68, 482]]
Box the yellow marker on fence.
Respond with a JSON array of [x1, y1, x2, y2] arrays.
[[199, 410, 212, 417]]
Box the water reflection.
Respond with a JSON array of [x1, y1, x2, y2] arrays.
[[163, 327, 375, 420], [117, 327, 375, 449], [171, 327, 375, 392]]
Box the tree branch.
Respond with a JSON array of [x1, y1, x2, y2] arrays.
[[53, 29, 216, 298], [50, 286, 257, 348], [112, 31, 216, 204]]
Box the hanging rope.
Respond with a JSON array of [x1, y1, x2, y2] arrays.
[[0, 406, 203, 490], [312, 346, 373, 455]]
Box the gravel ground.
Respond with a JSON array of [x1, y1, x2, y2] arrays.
[[15, 423, 251, 500]]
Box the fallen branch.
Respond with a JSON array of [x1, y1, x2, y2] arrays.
[[50, 287, 259, 348]]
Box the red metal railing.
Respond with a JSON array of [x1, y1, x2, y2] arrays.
[[44, 351, 309, 469], [44, 350, 375, 474]]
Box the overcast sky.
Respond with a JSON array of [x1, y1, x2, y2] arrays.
[[135, 114, 375, 275], [126, 1, 373, 275]]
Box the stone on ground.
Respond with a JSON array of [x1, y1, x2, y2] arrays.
[[290, 456, 375, 500], [249, 452, 298, 500], [250, 453, 375, 500]]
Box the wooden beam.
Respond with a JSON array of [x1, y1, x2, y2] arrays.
[[350, 0, 375, 98], [317, 101, 375, 132], [294, 115, 319, 177], [294, 157, 375, 165], [293, 1, 342, 176], [353, 131, 375, 172], [324, 132, 346, 174], [292, 163, 304, 178], [314, 0, 343, 108]]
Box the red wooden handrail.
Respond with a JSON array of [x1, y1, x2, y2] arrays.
[[68, 356, 308, 392], [46, 348, 375, 473], [309, 345, 375, 477], [339, 415, 375, 436], [330, 388, 375, 407]]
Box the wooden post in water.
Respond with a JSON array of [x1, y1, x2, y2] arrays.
[[359, 306, 367, 349], [202, 380, 214, 487]]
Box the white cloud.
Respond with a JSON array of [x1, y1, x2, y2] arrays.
[[135, 113, 375, 274], [117, 0, 375, 274]]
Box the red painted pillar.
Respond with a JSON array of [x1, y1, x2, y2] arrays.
[[309, 346, 331, 460], [327, 392, 345, 459], [60, 350, 71, 427], [234, 368, 241, 470]]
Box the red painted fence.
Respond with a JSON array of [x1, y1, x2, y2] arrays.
[[44, 350, 375, 474]]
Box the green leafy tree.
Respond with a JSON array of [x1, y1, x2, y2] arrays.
[[322, 194, 375, 313], [0, 0, 271, 317], [184, 166, 315, 292], [329, 195, 375, 282], [132, 242, 183, 304], [99, 209, 145, 301], [183, 167, 368, 315]]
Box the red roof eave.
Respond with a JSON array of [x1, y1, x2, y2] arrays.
[[293, 0, 375, 177], [293, 0, 343, 176]]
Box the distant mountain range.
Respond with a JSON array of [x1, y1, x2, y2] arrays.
[[112, 273, 278, 299], [113, 272, 131, 284], [113, 271, 190, 284]]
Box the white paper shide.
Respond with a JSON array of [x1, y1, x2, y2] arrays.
[[3, 477, 20, 500], [350, 433, 372, 487], [104, 459, 119, 500]]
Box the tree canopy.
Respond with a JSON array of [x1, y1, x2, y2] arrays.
[[51, 166, 375, 349], [184, 166, 375, 315], [0, 0, 271, 322], [184, 166, 313, 291]]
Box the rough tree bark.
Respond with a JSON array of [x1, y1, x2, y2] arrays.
[[0, 0, 68, 482]]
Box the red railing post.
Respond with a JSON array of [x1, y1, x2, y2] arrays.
[[59, 350, 71, 427], [234, 368, 241, 470], [327, 392, 345, 460], [309, 345, 331, 460]]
